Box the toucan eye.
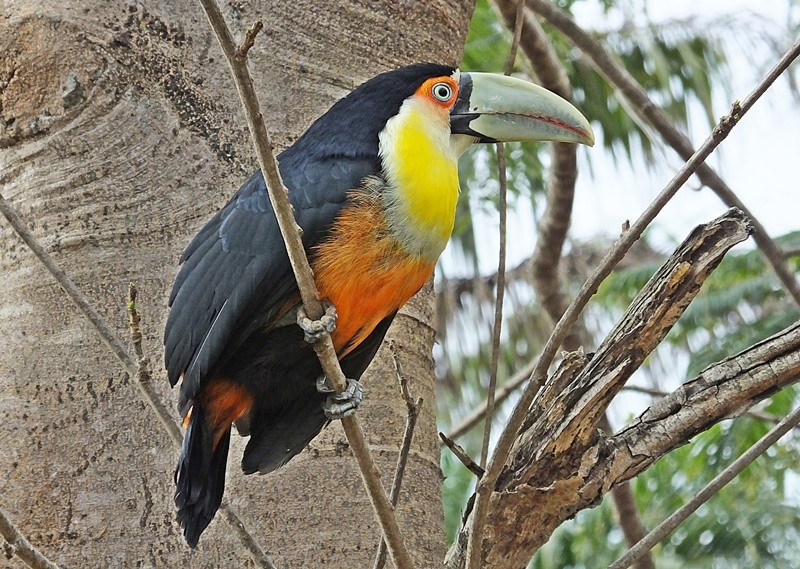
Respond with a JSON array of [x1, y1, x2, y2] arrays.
[[431, 82, 453, 102]]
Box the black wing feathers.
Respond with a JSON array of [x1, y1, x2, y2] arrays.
[[164, 158, 375, 404], [238, 312, 397, 475]]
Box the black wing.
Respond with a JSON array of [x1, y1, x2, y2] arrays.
[[164, 153, 380, 407]]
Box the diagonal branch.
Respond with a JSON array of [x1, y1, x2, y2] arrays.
[[528, 0, 800, 310], [195, 2, 413, 567], [609, 401, 800, 569], [0, 507, 60, 569], [449, 38, 800, 564], [0, 193, 277, 569]]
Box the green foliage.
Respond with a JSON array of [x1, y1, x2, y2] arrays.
[[439, 1, 800, 566], [524, 414, 800, 568], [567, 24, 726, 162], [628, 419, 800, 569]]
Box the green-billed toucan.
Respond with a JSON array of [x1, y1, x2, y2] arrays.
[[164, 63, 594, 547]]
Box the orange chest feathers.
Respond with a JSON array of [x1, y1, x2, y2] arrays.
[[311, 197, 435, 356]]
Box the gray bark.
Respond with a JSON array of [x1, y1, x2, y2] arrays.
[[0, 1, 474, 567]]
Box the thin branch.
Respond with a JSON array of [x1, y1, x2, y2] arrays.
[[457, 38, 800, 568], [0, 194, 145, 402], [440, 432, 486, 478], [479, 0, 524, 475], [217, 505, 279, 569], [128, 285, 276, 567], [373, 354, 423, 569], [493, 0, 582, 344], [0, 507, 60, 569], [196, 2, 413, 567], [608, 402, 800, 569], [236, 20, 263, 58], [0, 197, 275, 568], [480, 145, 508, 470], [490, 8, 658, 564], [503, 0, 527, 74], [528, 0, 800, 310]]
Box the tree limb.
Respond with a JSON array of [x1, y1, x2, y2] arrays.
[[440, 432, 486, 478], [196, 2, 413, 567], [528, 0, 800, 310], [448, 209, 798, 567], [622, 384, 799, 429], [481, 318, 800, 568], [609, 401, 800, 568], [451, 38, 800, 567]]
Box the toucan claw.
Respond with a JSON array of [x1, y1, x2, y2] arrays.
[[322, 378, 364, 420], [297, 300, 338, 343], [316, 375, 335, 394]]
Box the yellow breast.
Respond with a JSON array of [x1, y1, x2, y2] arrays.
[[378, 98, 460, 260]]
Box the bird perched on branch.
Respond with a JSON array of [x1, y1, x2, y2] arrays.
[[164, 62, 594, 547]]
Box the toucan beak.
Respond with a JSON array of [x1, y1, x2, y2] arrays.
[[451, 72, 595, 147]]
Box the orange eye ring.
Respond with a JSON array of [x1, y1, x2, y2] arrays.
[[416, 76, 459, 109]]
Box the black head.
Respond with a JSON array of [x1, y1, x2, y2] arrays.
[[281, 63, 457, 162]]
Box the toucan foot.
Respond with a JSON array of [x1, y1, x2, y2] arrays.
[[322, 378, 364, 420], [297, 300, 337, 344]]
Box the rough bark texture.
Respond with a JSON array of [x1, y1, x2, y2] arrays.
[[445, 210, 800, 568], [0, 1, 473, 567], [488, 7, 655, 565]]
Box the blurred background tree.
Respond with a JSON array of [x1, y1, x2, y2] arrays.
[[437, 0, 800, 566]]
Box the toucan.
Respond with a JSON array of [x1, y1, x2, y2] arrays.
[[164, 63, 594, 547]]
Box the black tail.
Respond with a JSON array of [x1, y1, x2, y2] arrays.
[[174, 403, 230, 548]]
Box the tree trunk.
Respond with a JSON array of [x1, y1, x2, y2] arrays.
[[0, 1, 474, 567]]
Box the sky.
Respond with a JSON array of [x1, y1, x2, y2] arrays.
[[570, 0, 800, 245]]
